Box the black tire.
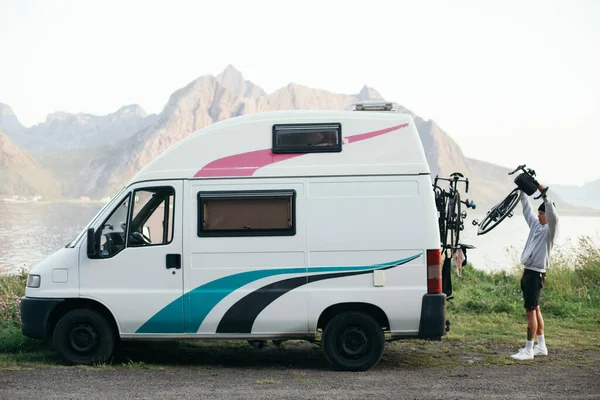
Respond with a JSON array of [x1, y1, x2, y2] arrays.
[[436, 196, 448, 249], [449, 191, 461, 249], [477, 188, 521, 235], [52, 309, 116, 365], [322, 311, 385, 371], [441, 208, 449, 249]]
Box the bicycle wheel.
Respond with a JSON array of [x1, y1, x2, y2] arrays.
[[477, 188, 521, 235], [441, 205, 449, 249], [447, 191, 461, 248], [435, 189, 448, 249]]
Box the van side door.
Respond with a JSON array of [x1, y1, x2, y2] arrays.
[[79, 180, 184, 335]]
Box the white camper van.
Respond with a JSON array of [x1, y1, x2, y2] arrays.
[[21, 104, 445, 371]]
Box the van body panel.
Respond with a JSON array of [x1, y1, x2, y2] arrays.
[[127, 111, 429, 184], [183, 179, 308, 335], [304, 175, 428, 335], [24, 247, 79, 298]]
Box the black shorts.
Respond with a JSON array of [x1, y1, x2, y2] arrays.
[[521, 269, 546, 311]]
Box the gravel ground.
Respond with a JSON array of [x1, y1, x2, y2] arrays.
[[1, 340, 598, 399], [1, 363, 599, 399]]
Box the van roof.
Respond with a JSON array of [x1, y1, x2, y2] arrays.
[[128, 110, 430, 184]]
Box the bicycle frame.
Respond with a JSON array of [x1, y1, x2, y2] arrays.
[[432, 172, 476, 251]]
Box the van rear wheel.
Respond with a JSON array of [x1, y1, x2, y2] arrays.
[[52, 309, 115, 365], [322, 311, 385, 371]]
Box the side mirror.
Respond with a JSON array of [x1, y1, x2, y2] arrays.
[[86, 228, 97, 258]]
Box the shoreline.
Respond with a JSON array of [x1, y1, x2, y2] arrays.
[[3, 199, 600, 216], [2, 201, 600, 217], [1, 199, 108, 205]]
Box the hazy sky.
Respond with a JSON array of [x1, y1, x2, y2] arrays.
[[1, 0, 599, 185]]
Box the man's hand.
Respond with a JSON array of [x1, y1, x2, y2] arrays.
[[538, 183, 547, 191]]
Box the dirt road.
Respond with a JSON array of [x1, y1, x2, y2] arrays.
[[1, 340, 598, 399]]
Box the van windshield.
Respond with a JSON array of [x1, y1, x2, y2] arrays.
[[65, 186, 127, 248]]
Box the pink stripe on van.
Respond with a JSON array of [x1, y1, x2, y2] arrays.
[[194, 123, 408, 178]]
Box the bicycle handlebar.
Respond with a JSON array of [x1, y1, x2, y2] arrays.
[[507, 164, 549, 199], [508, 164, 526, 175], [434, 173, 470, 193], [508, 164, 537, 178]]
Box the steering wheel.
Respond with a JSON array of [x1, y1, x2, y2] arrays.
[[476, 188, 521, 235], [130, 231, 152, 245]]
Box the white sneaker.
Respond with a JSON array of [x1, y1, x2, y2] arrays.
[[510, 348, 534, 360], [533, 345, 548, 356]]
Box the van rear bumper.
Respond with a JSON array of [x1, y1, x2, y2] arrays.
[[20, 297, 64, 340], [417, 293, 446, 339]]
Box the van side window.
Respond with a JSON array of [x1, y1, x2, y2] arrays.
[[127, 187, 175, 247], [99, 194, 131, 258], [272, 123, 342, 154], [197, 190, 296, 237]]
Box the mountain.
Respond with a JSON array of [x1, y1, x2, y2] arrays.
[[384, 108, 592, 214], [0, 130, 62, 200], [356, 85, 384, 101], [5, 105, 158, 154], [0, 65, 596, 215], [0, 103, 26, 135], [552, 180, 600, 210], [76, 71, 393, 198], [217, 64, 266, 99]]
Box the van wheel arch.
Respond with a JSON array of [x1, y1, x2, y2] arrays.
[[47, 299, 120, 339], [317, 303, 390, 332]]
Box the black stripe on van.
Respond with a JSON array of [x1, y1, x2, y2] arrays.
[[215, 258, 414, 334]]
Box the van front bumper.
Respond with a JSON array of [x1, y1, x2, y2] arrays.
[[20, 297, 64, 340], [417, 293, 446, 339]]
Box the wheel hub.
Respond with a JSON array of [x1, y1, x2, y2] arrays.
[[69, 323, 98, 353], [340, 326, 368, 357]]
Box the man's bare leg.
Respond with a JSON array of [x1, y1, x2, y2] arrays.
[[536, 306, 544, 335], [527, 309, 537, 343], [511, 309, 537, 359], [535, 306, 547, 353]]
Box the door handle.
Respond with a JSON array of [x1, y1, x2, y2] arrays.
[[166, 254, 181, 269]]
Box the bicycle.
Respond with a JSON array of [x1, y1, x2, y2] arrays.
[[475, 164, 549, 235], [432, 172, 477, 251]]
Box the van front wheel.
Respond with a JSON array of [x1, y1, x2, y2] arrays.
[[322, 311, 385, 371], [52, 309, 115, 365]]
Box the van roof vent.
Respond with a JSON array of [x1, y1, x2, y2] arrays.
[[351, 100, 397, 112]]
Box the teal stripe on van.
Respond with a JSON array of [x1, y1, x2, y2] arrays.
[[135, 253, 422, 334]]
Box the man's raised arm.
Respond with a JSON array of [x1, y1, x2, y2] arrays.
[[540, 184, 559, 243], [520, 190, 537, 229]]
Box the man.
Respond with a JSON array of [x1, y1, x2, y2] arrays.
[[511, 184, 559, 361]]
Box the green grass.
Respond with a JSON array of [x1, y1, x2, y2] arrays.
[[1, 236, 599, 368], [0, 267, 27, 331]]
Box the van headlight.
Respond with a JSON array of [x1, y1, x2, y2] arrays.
[[27, 274, 41, 288]]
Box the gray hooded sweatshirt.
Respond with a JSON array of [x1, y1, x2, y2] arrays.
[[519, 192, 559, 273]]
